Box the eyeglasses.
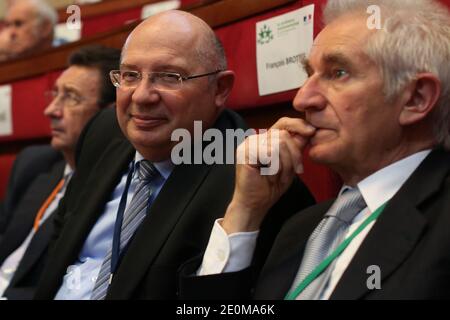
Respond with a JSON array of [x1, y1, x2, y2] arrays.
[[109, 70, 223, 91], [44, 89, 86, 108]]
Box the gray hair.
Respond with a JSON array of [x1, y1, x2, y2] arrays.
[[196, 32, 228, 71], [13, 0, 58, 27], [324, 0, 450, 150]]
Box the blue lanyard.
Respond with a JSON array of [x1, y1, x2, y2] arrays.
[[109, 162, 135, 284]]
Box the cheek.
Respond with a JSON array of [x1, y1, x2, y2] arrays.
[[116, 91, 131, 116], [22, 29, 34, 41], [335, 101, 385, 148], [159, 92, 188, 122], [67, 110, 96, 135]]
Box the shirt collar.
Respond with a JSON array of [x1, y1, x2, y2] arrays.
[[134, 152, 175, 180], [59, 164, 74, 193], [63, 164, 73, 177], [338, 150, 432, 212]]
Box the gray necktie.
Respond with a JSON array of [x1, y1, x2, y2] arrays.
[[290, 187, 366, 300], [91, 160, 159, 300]]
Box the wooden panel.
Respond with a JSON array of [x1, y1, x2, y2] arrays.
[[0, 137, 51, 154], [0, 0, 299, 85], [0, 21, 137, 84], [57, 0, 163, 22], [190, 0, 296, 28]]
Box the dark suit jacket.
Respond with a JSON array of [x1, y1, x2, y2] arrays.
[[34, 108, 315, 300], [0, 145, 65, 299], [180, 148, 450, 299]]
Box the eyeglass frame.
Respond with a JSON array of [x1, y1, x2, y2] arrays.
[[109, 69, 223, 91], [44, 88, 89, 108]]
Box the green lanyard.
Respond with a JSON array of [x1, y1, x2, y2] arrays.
[[285, 202, 387, 300]]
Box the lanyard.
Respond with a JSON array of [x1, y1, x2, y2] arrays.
[[109, 162, 135, 284], [109, 161, 160, 284], [33, 178, 65, 231], [285, 202, 387, 300]]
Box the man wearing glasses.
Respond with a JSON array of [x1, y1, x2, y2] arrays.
[[0, 45, 120, 299], [34, 10, 314, 300]]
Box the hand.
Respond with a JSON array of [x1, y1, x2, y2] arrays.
[[221, 117, 316, 234]]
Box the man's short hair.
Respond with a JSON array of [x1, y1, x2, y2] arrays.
[[14, 0, 58, 27], [323, 0, 450, 150], [69, 45, 121, 108], [196, 32, 227, 72]]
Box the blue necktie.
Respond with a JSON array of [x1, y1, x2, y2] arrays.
[[91, 160, 159, 300], [290, 187, 366, 299]]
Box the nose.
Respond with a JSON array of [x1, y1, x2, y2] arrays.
[[44, 98, 63, 118], [4, 29, 15, 41], [7, 28, 17, 40], [131, 76, 161, 106], [293, 74, 327, 113]]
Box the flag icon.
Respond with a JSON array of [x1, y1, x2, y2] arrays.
[[303, 14, 312, 24]]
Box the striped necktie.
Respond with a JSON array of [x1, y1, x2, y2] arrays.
[[91, 160, 159, 300], [290, 187, 366, 299]]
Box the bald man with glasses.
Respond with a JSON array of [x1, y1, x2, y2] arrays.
[[34, 10, 314, 300]]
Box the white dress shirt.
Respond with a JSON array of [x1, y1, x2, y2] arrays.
[[54, 153, 174, 300], [199, 150, 432, 299], [0, 165, 73, 297]]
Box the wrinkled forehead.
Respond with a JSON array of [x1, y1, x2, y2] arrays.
[[56, 66, 102, 96], [6, 3, 38, 22], [308, 15, 375, 67]]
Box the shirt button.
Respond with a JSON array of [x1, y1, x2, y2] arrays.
[[217, 249, 226, 261]]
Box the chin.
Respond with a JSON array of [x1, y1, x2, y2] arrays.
[[129, 127, 167, 145], [308, 143, 340, 166], [50, 139, 64, 151]]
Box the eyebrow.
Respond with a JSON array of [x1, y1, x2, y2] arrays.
[[119, 63, 187, 74], [120, 63, 139, 70], [322, 52, 354, 70], [59, 85, 82, 97], [302, 52, 355, 76], [301, 57, 313, 76]]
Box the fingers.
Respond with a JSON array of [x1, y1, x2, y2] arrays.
[[272, 117, 316, 144], [228, 121, 312, 231], [236, 128, 304, 177]]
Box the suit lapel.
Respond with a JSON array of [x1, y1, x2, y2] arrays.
[[107, 162, 212, 299], [51, 139, 135, 283], [255, 200, 333, 299], [330, 199, 426, 299], [9, 213, 57, 284], [0, 161, 65, 263], [331, 149, 450, 299]]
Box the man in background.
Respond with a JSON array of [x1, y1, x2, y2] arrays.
[[0, 0, 57, 61], [0, 45, 120, 299]]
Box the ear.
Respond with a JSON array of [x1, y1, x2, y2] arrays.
[[399, 73, 441, 126], [214, 70, 235, 110]]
